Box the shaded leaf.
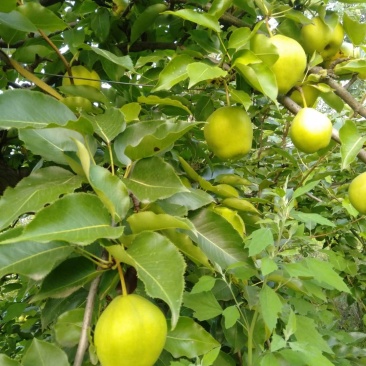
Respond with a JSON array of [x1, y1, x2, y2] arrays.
[[164, 317, 220, 358], [188, 208, 247, 269], [22, 338, 70, 366], [3, 193, 124, 245], [89, 46, 134, 71], [0, 354, 21, 366], [108, 231, 186, 328], [54, 308, 84, 347], [32, 257, 100, 302], [0, 10, 37, 32], [291, 210, 335, 227], [0, 241, 73, 281], [0, 166, 83, 231], [0, 90, 76, 129], [246, 228, 274, 257], [184, 291, 222, 321], [123, 157, 189, 202], [292, 180, 320, 200]]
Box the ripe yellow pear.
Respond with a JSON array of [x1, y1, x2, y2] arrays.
[[250, 34, 307, 95], [62, 65, 101, 90], [349, 172, 366, 214], [270, 35, 307, 94], [289, 84, 320, 107], [204, 106, 253, 160], [290, 108, 332, 153], [300, 16, 344, 60], [94, 294, 167, 366]]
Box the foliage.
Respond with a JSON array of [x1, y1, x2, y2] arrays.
[[1, 0, 366, 365]]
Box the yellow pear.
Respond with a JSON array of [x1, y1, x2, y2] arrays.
[[290, 108, 332, 153], [349, 172, 366, 214], [204, 106, 253, 160], [62, 65, 101, 90]]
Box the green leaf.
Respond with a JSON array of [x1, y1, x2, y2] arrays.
[[131, 4, 168, 44], [289, 342, 334, 366], [0, 10, 37, 32], [164, 317, 220, 358], [3, 193, 124, 245], [228, 87, 252, 110], [0, 354, 21, 366], [293, 316, 333, 354], [222, 305, 240, 329], [108, 231, 186, 328], [259, 285, 283, 332], [291, 210, 335, 228], [164, 9, 221, 33], [228, 27, 251, 50], [188, 208, 247, 269], [202, 347, 221, 366], [246, 228, 274, 257], [115, 120, 196, 164], [0, 241, 73, 281], [222, 197, 260, 214], [187, 62, 227, 88], [0, 166, 83, 231], [138, 95, 192, 114], [89, 108, 126, 143], [127, 211, 194, 233], [339, 120, 366, 170], [31, 257, 100, 302], [208, 0, 233, 19], [88, 165, 131, 222], [292, 180, 320, 200], [17, 2, 67, 32], [89, 46, 134, 71], [191, 276, 216, 294], [54, 308, 84, 348], [260, 353, 281, 366], [305, 258, 350, 293], [22, 338, 70, 366], [183, 291, 222, 321], [121, 102, 141, 122], [343, 13, 366, 45], [19, 127, 87, 165], [0, 90, 76, 129], [122, 157, 189, 202], [153, 54, 193, 91]]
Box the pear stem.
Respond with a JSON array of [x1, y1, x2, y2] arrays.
[[223, 80, 230, 107], [117, 261, 128, 296], [299, 87, 307, 108]]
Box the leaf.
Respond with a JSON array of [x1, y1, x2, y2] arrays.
[[88, 165, 131, 222], [131, 4, 168, 44], [305, 258, 350, 293], [0, 354, 21, 366], [138, 95, 192, 114], [293, 316, 333, 354], [89, 108, 126, 143], [222, 306, 240, 329], [22, 338, 70, 366], [260, 353, 281, 366], [19, 127, 86, 165], [108, 231, 186, 328], [3, 193, 124, 245], [259, 285, 283, 332], [222, 197, 260, 214], [164, 9, 221, 33], [190, 276, 216, 294], [31, 257, 100, 302], [164, 317, 220, 358], [289, 342, 334, 366], [292, 180, 320, 200], [0, 10, 37, 32], [208, 0, 233, 19], [343, 12, 366, 45], [89, 46, 134, 71], [291, 210, 335, 228], [187, 62, 227, 88], [188, 208, 247, 269], [0, 241, 73, 281], [120, 102, 141, 122], [0, 166, 83, 231], [153, 54, 193, 91], [228, 87, 252, 110], [0, 90, 76, 129], [127, 211, 194, 234], [54, 308, 85, 347], [122, 157, 189, 202], [339, 120, 366, 170], [183, 292, 222, 321], [228, 27, 251, 50], [246, 228, 274, 257], [114, 120, 196, 164]]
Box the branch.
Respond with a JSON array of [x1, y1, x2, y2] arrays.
[[278, 95, 366, 164], [73, 275, 101, 366], [309, 66, 366, 118]]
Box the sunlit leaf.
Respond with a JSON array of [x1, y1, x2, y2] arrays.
[[259, 285, 283, 332], [187, 62, 227, 88]]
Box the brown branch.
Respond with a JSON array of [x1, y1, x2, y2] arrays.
[[278, 95, 366, 164], [309, 66, 366, 118]]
